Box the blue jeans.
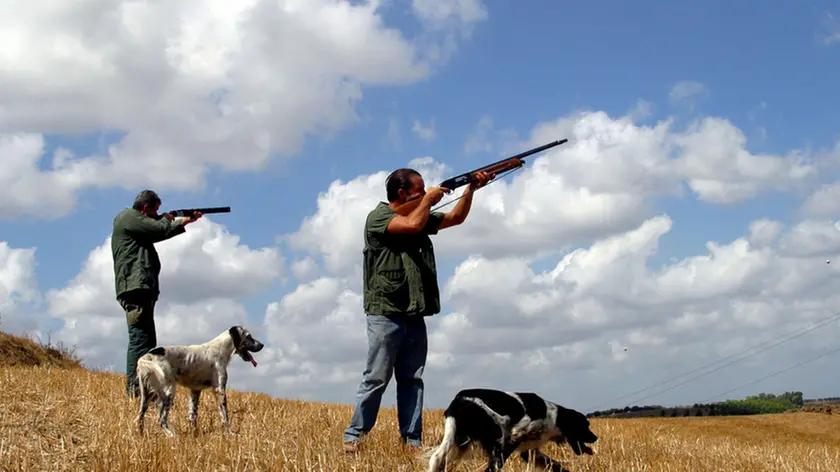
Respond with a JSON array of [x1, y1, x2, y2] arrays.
[[344, 314, 428, 446]]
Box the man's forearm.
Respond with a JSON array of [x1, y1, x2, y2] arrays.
[[449, 188, 475, 224], [126, 214, 183, 242], [407, 197, 434, 230], [159, 219, 187, 241]]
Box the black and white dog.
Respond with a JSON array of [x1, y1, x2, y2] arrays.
[[135, 325, 264, 436], [425, 388, 598, 472]]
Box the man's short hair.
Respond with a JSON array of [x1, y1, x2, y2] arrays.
[[385, 168, 421, 202], [132, 190, 161, 211]]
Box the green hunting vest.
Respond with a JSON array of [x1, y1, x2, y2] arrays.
[[362, 202, 444, 317], [111, 208, 186, 301]]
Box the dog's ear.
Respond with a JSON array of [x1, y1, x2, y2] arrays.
[[569, 439, 583, 455], [554, 404, 575, 429], [228, 326, 243, 348], [555, 405, 598, 455], [555, 406, 584, 435]]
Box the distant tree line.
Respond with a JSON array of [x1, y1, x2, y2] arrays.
[[587, 391, 806, 418], [805, 396, 840, 404]]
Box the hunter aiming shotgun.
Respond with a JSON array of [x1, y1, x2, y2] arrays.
[[394, 138, 568, 216], [163, 206, 231, 218]]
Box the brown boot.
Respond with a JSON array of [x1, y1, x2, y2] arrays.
[[343, 440, 361, 454], [403, 443, 423, 456]]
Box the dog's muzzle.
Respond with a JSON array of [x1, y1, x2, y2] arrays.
[[238, 341, 264, 367], [570, 431, 598, 455]]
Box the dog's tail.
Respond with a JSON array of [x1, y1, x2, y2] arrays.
[[421, 415, 458, 472]]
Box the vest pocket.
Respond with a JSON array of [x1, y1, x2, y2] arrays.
[[374, 269, 411, 313], [375, 270, 408, 293]]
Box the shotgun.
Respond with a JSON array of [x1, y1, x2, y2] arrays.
[[164, 206, 231, 218], [393, 138, 568, 216]]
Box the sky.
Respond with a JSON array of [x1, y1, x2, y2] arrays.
[[2, 0, 840, 415]]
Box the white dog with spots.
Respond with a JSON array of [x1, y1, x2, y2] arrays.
[[135, 325, 264, 436]]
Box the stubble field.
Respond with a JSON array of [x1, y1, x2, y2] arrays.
[[2, 360, 839, 472]]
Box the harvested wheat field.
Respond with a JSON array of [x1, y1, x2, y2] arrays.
[[2, 363, 840, 472]]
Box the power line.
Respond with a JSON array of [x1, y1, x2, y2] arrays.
[[585, 311, 840, 412], [698, 344, 840, 404], [618, 314, 840, 408]]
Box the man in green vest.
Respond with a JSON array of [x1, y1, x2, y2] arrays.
[[111, 189, 202, 398], [343, 167, 492, 452]]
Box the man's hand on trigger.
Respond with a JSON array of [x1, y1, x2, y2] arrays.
[[183, 211, 203, 226], [161, 213, 175, 222]]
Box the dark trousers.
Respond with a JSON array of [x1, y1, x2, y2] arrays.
[[119, 290, 157, 398]]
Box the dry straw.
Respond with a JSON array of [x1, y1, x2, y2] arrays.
[[1, 332, 839, 471]]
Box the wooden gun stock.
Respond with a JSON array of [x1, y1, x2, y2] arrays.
[[392, 138, 568, 216]]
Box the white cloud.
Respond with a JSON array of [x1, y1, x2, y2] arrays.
[[463, 114, 518, 156], [412, 0, 489, 31], [283, 157, 448, 275], [0, 0, 488, 220], [284, 109, 820, 273], [0, 241, 42, 333], [748, 219, 784, 247], [801, 181, 840, 216], [243, 212, 840, 409], [669, 80, 709, 109], [9, 82, 840, 411], [627, 98, 654, 121], [0, 134, 85, 219], [8, 0, 840, 415], [464, 115, 495, 155], [412, 118, 437, 141], [671, 117, 815, 203], [15, 161, 840, 412], [387, 118, 401, 149], [236, 108, 840, 409], [777, 220, 840, 258], [429, 215, 840, 404], [817, 11, 840, 45], [290, 257, 320, 282], [255, 276, 367, 396], [44, 217, 282, 371]]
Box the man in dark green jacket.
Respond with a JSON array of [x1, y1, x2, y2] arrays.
[[111, 189, 201, 398], [343, 167, 492, 452]]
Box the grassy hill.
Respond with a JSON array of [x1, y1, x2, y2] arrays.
[[1, 331, 840, 471]]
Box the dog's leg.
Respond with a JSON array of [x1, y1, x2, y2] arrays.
[[188, 389, 201, 436], [481, 440, 512, 472], [215, 370, 231, 434], [482, 447, 505, 472], [519, 450, 569, 472], [158, 382, 177, 437]]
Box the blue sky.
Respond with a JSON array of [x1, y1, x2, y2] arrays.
[[3, 0, 840, 408], [7, 0, 836, 296]]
